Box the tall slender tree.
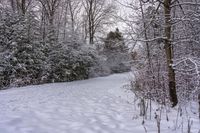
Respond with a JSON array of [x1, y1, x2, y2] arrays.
[[163, 0, 178, 107]]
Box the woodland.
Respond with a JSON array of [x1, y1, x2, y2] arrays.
[[0, 0, 200, 132]]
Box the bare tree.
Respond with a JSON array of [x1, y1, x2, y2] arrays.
[[82, 0, 116, 44], [117, 0, 200, 107], [37, 0, 61, 44], [9, 0, 32, 14], [38, 0, 60, 25], [67, 0, 82, 33]]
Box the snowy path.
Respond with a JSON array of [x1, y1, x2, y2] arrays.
[[0, 73, 144, 133], [0, 73, 199, 133]]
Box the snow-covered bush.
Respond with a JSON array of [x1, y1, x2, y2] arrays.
[[0, 10, 46, 88], [47, 41, 98, 82], [0, 9, 99, 89], [131, 45, 170, 105], [101, 28, 131, 74], [88, 54, 111, 78], [89, 28, 131, 78]]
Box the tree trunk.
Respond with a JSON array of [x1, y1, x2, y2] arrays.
[[63, 5, 68, 41], [41, 8, 46, 42], [16, 0, 26, 15], [68, 0, 75, 33], [21, 0, 26, 15], [10, 0, 16, 12], [88, 0, 94, 44], [164, 0, 178, 107]]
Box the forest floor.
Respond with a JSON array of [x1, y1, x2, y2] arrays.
[[0, 72, 199, 133]]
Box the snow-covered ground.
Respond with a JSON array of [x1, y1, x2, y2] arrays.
[[0, 73, 199, 133]]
